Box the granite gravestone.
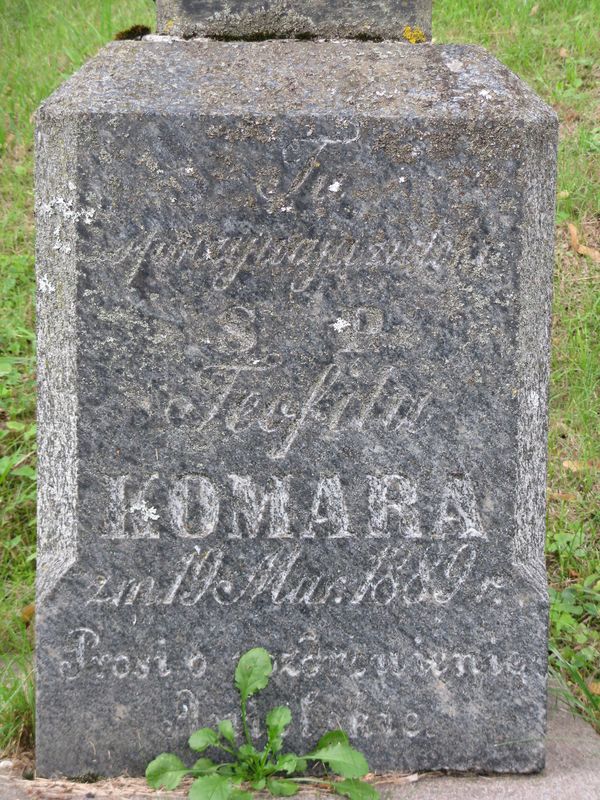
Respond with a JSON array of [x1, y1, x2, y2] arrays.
[[157, 1, 432, 40], [36, 4, 556, 781]]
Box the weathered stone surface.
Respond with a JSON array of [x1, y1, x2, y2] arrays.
[[35, 39, 557, 778], [156, 1, 432, 40], [6, 700, 600, 798]]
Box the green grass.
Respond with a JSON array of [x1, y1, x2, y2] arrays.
[[0, 0, 599, 755], [0, 622, 35, 753]]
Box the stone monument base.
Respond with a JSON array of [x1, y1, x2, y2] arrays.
[[36, 38, 556, 777], [4, 699, 600, 797]]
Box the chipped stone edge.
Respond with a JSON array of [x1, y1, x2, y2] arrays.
[[35, 107, 79, 606], [513, 113, 558, 599], [156, 0, 432, 40]]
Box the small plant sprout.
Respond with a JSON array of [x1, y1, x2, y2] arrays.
[[146, 648, 379, 800]]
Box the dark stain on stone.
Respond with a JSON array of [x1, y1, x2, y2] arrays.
[[114, 25, 151, 41]]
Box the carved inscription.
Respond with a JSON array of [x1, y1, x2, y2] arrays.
[[161, 686, 421, 743], [274, 633, 536, 683], [102, 472, 485, 542], [102, 231, 449, 458], [168, 362, 432, 461], [58, 627, 207, 681], [59, 629, 537, 686], [68, 222, 513, 754], [116, 231, 409, 299], [87, 540, 485, 608]]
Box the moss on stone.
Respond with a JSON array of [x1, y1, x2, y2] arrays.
[[402, 25, 426, 44]]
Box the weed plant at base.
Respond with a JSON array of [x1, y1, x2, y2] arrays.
[[147, 648, 379, 800]]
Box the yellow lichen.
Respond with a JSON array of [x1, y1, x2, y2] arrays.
[[402, 25, 426, 44], [165, 18, 175, 33]]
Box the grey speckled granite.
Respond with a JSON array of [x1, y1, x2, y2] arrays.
[[4, 697, 600, 797], [35, 40, 557, 779], [156, 1, 432, 40]]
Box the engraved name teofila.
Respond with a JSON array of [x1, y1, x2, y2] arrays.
[[88, 471, 491, 609], [167, 361, 431, 461]]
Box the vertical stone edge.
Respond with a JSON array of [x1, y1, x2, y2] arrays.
[[513, 106, 558, 767], [514, 110, 558, 591], [35, 107, 79, 607]]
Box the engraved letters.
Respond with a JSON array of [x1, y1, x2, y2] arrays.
[[59, 627, 535, 687], [101, 472, 485, 544], [170, 475, 219, 538], [229, 475, 291, 538], [86, 540, 483, 609], [367, 475, 422, 539], [185, 362, 432, 460]]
